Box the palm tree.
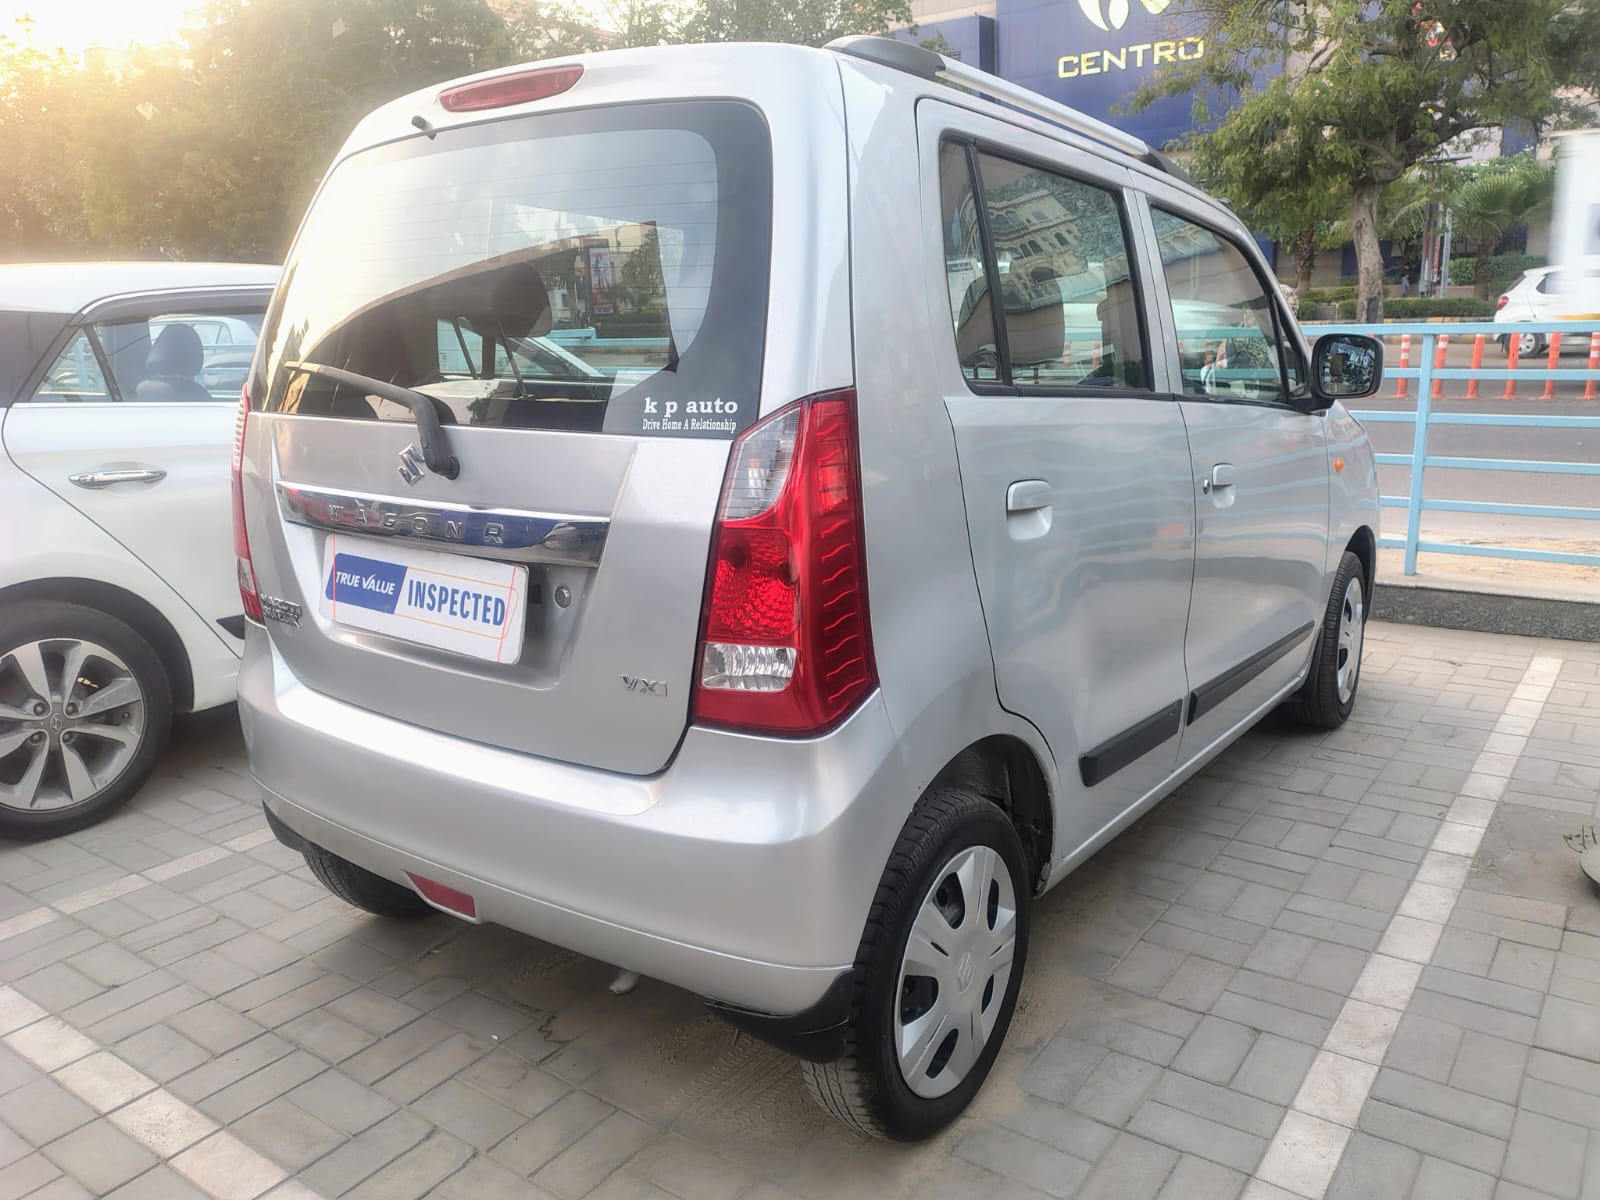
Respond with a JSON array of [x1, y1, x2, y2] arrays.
[[1451, 157, 1554, 299]]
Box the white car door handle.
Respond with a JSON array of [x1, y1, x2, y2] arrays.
[[68, 468, 167, 489], [1006, 479, 1052, 513], [1203, 463, 1236, 493]]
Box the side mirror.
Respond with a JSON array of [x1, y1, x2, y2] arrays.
[[1311, 333, 1383, 403]]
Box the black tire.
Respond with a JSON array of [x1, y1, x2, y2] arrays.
[[304, 844, 431, 918], [0, 601, 172, 839], [802, 788, 1030, 1140], [1286, 550, 1367, 729]]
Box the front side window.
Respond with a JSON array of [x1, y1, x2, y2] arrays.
[[1152, 209, 1296, 405], [29, 312, 262, 404], [977, 153, 1146, 390], [264, 100, 771, 438]]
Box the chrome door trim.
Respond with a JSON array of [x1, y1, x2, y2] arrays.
[[275, 481, 608, 567]]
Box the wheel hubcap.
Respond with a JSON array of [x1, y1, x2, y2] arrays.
[[0, 638, 145, 813], [1336, 575, 1365, 705], [895, 844, 1017, 1099]]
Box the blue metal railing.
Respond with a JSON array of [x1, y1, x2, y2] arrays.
[[1303, 320, 1600, 575]]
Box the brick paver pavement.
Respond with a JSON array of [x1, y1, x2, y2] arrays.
[[2, 620, 1598, 1200]]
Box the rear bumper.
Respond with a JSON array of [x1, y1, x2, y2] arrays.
[[238, 632, 909, 1016]]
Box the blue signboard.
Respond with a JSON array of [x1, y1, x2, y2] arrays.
[[997, 0, 1216, 148]]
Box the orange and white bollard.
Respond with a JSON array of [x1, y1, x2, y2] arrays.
[[1543, 333, 1563, 400], [1092, 340, 1102, 369], [1504, 332, 1521, 399], [1586, 332, 1600, 400], [1465, 334, 1486, 399], [1395, 333, 1411, 398], [1431, 332, 1450, 399]]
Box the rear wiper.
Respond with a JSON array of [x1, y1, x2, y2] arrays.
[[286, 361, 460, 480]]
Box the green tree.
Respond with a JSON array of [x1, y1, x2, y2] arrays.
[[1449, 155, 1554, 298], [1143, 0, 1600, 321], [682, 0, 913, 45]]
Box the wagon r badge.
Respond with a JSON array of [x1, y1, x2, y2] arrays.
[[398, 443, 427, 486]]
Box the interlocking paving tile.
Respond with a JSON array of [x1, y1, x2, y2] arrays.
[[4, 624, 1598, 1200]]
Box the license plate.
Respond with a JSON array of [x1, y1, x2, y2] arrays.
[[319, 537, 526, 664]]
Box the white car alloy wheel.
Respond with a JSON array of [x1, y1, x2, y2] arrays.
[[895, 843, 1018, 1098], [0, 637, 146, 812], [1516, 331, 1543, 357]]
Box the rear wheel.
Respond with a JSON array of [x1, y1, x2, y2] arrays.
[[304, 845, 431, 918], [1286, 550, 1366, 729], [802, 788, 1029, 1140], [0, 602, 171, 839]]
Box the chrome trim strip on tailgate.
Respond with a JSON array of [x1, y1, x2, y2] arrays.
[[275, 481, 608, 567]]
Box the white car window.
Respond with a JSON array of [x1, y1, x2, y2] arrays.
[[32, 311, 263, 403], [31, 331, 112, 402]]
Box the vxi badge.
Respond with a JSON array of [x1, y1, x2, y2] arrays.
[[1060, 0, 1202, 81], [1077, 0, 1171, 33]]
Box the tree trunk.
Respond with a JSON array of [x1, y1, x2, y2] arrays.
[[1475, 250, 1493, 301], [1350, 181, 1385, 323], [1295, 226, 1318, 302]]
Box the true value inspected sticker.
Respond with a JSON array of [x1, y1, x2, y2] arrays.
[[319, 536, 526, 664]]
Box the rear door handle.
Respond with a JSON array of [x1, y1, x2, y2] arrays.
[[1006, 479, 1052, 513], [68, 468, 167, 489]]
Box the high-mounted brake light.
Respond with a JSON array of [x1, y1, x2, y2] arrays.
[[231, 386, 262, 624], [439, 65, 583, 113], [693, 391, 877, 737]]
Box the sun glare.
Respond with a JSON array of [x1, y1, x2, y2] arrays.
[[0, 0, 194, 55]]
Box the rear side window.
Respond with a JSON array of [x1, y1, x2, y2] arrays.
[[936, 140, 1148, 392], [264, 100, 772, 439], [28, 312, 262, 404]]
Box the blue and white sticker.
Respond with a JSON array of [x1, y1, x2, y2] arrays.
[[319, 538, 525, 664]]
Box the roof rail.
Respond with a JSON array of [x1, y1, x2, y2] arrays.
[[826, 35, 1188, 181]]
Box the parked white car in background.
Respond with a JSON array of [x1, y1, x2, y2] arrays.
[[0, 262, 276, 837], [1495, 266, 1586, 357]]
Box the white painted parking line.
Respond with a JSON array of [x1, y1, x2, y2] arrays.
[[0, 827, 284, 946], [0, 985, 323, 1200], [1249, 651, 1564, 1199]]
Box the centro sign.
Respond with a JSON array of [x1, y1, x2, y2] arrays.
[[1058, 0, 1205, 81]]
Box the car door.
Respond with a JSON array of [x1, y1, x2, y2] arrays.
[[1136, 198, 1330, 760], [923, 106, 1197, 856], [2, 289, 270, 648]]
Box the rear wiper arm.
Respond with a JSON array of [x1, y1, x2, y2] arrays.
[[286, 361, 460, 480]]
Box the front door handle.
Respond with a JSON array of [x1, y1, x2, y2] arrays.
[[1202, 463, 1236, 495], [1006, 479, 1052, 513], [68, 468, 167, 489]]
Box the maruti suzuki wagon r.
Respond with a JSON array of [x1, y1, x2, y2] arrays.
[[234, 35, 1383, 1139]]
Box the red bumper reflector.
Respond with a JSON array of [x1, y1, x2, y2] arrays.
[[406, 872, 477, 919]]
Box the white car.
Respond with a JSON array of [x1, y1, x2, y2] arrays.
[[0, 262, 277, 837], [1495, 266, 1588, 357]]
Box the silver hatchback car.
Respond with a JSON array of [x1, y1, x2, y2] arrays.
[[235, 37, 1382, 1139]]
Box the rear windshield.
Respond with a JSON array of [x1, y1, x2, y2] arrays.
[[261, 100, 771, 438]]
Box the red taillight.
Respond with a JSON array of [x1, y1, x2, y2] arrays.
[[231, 386, 262, 624], [693, 391, 877, 736], [1497, 294, 1510, 310], [439, 65, 583, 113]]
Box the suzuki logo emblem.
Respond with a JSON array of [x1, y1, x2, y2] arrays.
[[398, 443, 427, 486], [1077, 0, 1170, 32]]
